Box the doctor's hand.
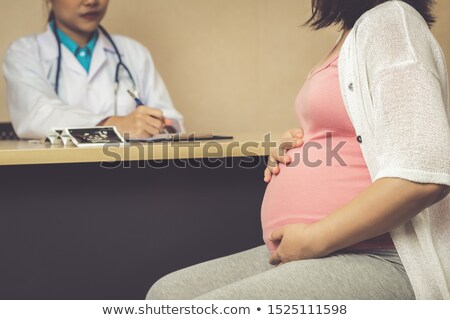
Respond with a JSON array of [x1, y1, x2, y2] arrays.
[[103, 106, 165, 139], [264, 128, 304, 183], [268, 223, 327, 266]]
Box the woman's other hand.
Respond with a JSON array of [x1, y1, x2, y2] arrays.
[[264, 128, 304, 183], [268, 223, 326, 265]]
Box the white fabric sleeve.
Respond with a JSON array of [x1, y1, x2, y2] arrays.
[[371, 63, 450, 186], [3, 40, 107, 139], [355, 1, 450, 186]]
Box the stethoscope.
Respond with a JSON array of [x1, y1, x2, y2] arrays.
[[51, 20, 136, 115]]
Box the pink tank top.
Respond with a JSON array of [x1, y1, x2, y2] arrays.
[[261, 54, 394, 252]]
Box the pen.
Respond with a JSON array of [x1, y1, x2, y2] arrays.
[[127, 89, 144, 106], [127, 89, 169, 134]]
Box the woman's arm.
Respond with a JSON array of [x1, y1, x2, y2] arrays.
[[269, 178, 449, 265]]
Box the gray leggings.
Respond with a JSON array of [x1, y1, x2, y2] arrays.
[[146, 245, 415, 300]]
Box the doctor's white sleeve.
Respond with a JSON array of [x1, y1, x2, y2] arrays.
[[3, 40, 108, 139]]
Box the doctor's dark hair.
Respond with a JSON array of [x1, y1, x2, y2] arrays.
[[48, 11, 55, 22], [306, 0, 436, 30]]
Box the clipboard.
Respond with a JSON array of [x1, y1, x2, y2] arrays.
[[127, 133, 234, 143]]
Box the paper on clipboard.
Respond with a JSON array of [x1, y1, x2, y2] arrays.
[[127, 133, 234, 143]]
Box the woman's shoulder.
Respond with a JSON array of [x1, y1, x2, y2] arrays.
[[351, 1, 442, 70], [3, 33, 48, 70], [6, 33, 41, 56], [5, 27, 58, 60], [355, 1, 430, 34]]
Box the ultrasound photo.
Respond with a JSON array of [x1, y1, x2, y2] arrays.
[[68, 127, 124, 146]]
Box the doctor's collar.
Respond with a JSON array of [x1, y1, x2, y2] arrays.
[[49, 21, 99, 55]]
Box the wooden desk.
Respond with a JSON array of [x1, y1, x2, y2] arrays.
[[0, 133, 274, 166], [0, 134, 274, 299]]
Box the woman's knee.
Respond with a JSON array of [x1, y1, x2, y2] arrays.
[[146, 268, 205, 300], [146, 273, 183, 300]]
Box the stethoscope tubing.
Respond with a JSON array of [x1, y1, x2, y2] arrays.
[[50, 20, 136, 102]]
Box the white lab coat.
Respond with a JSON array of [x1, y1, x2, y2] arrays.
[[3, 26, 184, 139]]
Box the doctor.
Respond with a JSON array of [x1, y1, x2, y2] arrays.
[[3, 0, 184, 139]]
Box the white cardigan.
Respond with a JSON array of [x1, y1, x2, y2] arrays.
[[338, 1, 450, 299]]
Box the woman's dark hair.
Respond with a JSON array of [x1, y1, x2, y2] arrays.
[[48, 10, 55, 22], [306, 0, 436, 30]]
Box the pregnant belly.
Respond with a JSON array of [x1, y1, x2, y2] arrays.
[[261, 143, 372, 252]]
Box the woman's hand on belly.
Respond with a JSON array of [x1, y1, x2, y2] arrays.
[[264, 129, 304, 183], [268, 223, 326, 265], [268, 178, 448, 266]]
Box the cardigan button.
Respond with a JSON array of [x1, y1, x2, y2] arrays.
[[348, 83, 354, 91], [357, 135, 363, 143]]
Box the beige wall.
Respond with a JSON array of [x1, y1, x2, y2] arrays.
[[0, 0, 449, 135]]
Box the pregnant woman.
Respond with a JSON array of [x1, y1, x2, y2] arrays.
[[147, 0, 450, 299]]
